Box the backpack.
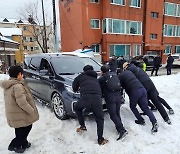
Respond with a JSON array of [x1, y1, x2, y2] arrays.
[[105, 72, 121, 92]]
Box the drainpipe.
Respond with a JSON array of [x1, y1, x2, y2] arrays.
[[161, 0, 165, 57], [142, 0, 147, 55]]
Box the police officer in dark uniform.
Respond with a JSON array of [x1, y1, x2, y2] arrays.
[[98, 65, 127, 140], [119, 63, 158, 133], [72, 65, 108, 145]]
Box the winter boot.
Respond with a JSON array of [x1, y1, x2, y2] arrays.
[[76, 126, 87, 133], [135, 120, 145, 125], [151, 122, 158, 133], [8, 146, 25, 153], [117, 130, 128, 141], [98, 138, 109, 145], [169, 109, 174, 115], [165, 117, 171, 125]]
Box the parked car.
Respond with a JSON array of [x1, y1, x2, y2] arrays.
[[23, 53, 106, 120], [131, 54, 159, 70], [171, 54, 180, 67]]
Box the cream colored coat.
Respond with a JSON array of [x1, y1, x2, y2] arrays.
[[0, 78, 39, 128]]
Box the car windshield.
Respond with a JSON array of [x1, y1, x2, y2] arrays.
[[51, 56, 101, 74]]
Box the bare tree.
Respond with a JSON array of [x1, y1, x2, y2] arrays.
[[17, 0, 53, 53]]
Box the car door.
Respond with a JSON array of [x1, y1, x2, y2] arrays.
[[37, 58, 55, 103], [24, 57, 41, 97]]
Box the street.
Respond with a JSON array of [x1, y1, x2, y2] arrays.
[[146, 66, 180, 76]]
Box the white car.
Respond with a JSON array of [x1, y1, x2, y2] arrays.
[[0, 60, 2, 67], [171, 54, 180, 67]]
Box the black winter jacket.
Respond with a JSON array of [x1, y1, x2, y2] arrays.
[[127, 64, 158, 93], [153, 56, 162, 67], [119, 70, 143, 95], [109, 58, 117, 72], [127, 64, 151, 84], [98, 73, 121, 99], [166, 56, 174, 68], [72, 70, 102, 96]]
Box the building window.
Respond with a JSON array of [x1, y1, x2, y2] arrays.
[[164, 24, 178, 37], [30, 37, 33, 42], [109, 44, 131, 57], [150, 34, 157, 39], [103, 18, 142, 35], [23, 26, 28, 31], [24, 46, 27, 50], [176, 26, 180, 36], [113, 20, 125, 33], [90, 19, 100, 29], [164, 45, 172, 54], [127, 21, 142, 34], [90, 0, 99, 3], [164, 3, 180, 17], [23, 36, 26, 41], [34, 46, 39, 50], [110, 0, 125, 6], [175, 46, 180, 54], [91, 44, 100, 53], [130, 0, 141, 8], [133, 44, 141, 56], [31, 47, 34, 51], [151, 12, 159, 18]]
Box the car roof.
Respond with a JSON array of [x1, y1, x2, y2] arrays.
[[171, 54, 180, 56], [25, 53, 90, 59]]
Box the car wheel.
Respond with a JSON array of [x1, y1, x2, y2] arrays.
[[51, 93, 68, 120]]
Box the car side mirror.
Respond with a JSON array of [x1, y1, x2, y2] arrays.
[[39, 69, 49, 76]]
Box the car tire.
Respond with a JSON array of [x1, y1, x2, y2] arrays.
[[51, 93, 68, 120]]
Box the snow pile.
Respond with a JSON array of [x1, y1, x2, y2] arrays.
[[0, 74, 180, 154]]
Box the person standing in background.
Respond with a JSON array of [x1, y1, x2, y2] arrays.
[[166, 54, 174, 75], [151, 54, 162, 76], [109, 55, 117, 72]]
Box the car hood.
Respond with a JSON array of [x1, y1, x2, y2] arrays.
[[62, 74, 79, 81]]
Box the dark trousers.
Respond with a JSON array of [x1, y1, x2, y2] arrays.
[[129, 88, 157, 124], [167, 67, 172, 75], [9, 124, 32, 148], [74, 94, 104, 141], [105, 93, 125, 133], [148, 96, 172, 110], [151, 66, 159, 76], [143, 82, 169, 121], [147, 89, 169, 121]]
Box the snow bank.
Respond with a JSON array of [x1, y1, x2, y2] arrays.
[[0, 74, 180, 154]]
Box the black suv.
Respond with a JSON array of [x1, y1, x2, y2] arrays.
[[23, 53, 104, 120]]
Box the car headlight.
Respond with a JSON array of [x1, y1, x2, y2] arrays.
[[65, 85, 74, 93], [65, 85, 80, 94]]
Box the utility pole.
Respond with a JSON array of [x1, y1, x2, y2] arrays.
[[41, 0, 48, 53], [52, 0, 58, 53]]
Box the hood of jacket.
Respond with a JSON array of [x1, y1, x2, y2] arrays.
[[2, 78, 24, 90], [84, 70, 97, 78]]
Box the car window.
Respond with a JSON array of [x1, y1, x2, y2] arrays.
[[147, 56, 154, 62], [172, 56, 179, 60], [24, 57, 31, 69], [29, 57, 41, 71], [51, 57, 101, 74], [40, 58, 53, 75]]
